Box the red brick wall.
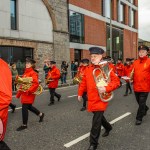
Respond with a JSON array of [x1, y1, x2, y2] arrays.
[[84, 16, 106, 46], [124, 29, 138, 60], [125, 5, 129, 25], [69, 0, 101, 15], [112, 0, 118, 21], [82, 50, 90, 59], [135, 0, 138, 7], [70, 48, 74, 61], [135, 10, 138, 29]]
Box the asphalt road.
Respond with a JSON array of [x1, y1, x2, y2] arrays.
[[5, 83, 150, 150]]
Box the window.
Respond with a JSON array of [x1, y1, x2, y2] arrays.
[[104, 0, 111, 18], [0, 46, 33, 75], [10, 0, 17, 30], [119, 3, 125, 24], [106, 25, 123, 62], [74, 49, 81, 63], [101, 0, 104, 16], [131, 9, 135, 28], [69, 10, 84, 43]]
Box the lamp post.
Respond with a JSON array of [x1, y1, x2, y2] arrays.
[[110, 0, 112, 58]]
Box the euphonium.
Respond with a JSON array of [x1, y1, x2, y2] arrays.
[[73, 72, 83, 84], [15, 76, 43, 95], [93, 60, 114, 102]]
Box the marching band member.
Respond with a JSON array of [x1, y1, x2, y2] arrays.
[[123, 58, 133, 96], [46, 61, 61, 106], [78, 47, 120, 150], [132, 45, 150, 125], [115, 58, 124, 87], [16, 58, 44, 131], [78, 59, 89, 111], [0, 58, 12, 149]]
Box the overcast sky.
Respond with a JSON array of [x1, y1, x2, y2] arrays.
[[139, 0, 150, 41]]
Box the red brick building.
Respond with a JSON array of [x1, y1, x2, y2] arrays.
[[68, 0, 138, 63]]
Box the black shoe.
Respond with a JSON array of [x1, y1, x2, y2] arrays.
[[0, 141, 11, 150], [135, 120, 142, 125], [16, 125, 27, 131], [39, 113, 44, 122], [87, 145, 97, 150], [12, 105, 16, 113], [80, 107, 86, 111], [58, 95, 61, 102], [124, 94, 128, 96], [48, 102, 54, 106], [102, 127, 112, 137]]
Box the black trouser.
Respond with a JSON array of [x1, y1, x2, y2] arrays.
[[22, 104, 40, 125], [125, 82, 132, 94], [90, 111, 112, 146], [0, 141, 11, 150], [82, 92, 87, 108], [118, 76, 122, 87], [134, 92, 149, 121], [49, 88, 61, 103], [9, 103, 15, 109]]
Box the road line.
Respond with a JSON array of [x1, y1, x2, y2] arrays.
[[8, 107, 22, 112], [64, 112, 131, 148], [68, 95, 77, 98]]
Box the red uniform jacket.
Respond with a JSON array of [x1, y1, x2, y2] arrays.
[[115, 63, 124, 77], [109, 63, 116, 73], [47, 66, 60, 88], [77, 66, 87, 89], [0, 59, 12, 141], [16, 67, 39, 104], [78, 65, 120, 112], [132, 56, 150, 92], [124, 65, 133, 82]]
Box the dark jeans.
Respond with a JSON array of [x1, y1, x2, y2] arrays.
[[90, 111, 112, 146], [0, 141, 11, 150], [49, 88, 61, 103], [9, 103, 15, 109], [134, 92, 149, 121], [125, 82, 132, 94], [22, 104, 40, 125], [61, 74, 67, 84], [82, 92, 87, 108], [118, 76, 122, 87]]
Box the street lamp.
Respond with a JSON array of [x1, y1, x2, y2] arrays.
[[110, 0, 112, 58]]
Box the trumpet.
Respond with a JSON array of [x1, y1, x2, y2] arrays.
[[93, 60, 114, 102], [15, 76, 43, 95]]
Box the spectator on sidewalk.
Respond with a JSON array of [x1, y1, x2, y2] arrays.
[[61, 61, 68, 84], [11, 63, 18, 91], [43, 59, 50, 78], [71, 61, 75, 78]]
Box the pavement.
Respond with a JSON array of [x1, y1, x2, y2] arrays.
[[5, 82, 150, 150]]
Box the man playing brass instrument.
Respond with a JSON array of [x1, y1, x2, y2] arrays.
[[78, 47, 120, 150], [16, 58, 44, 131]]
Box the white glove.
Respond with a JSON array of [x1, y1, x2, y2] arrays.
[[78, 96, 82, 102], [98, 86, 106, 93]]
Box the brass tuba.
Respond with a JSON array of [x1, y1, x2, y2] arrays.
[[15, 76, 43, 95], [73, 72, 83, 84], [93, 60, 114, 102]]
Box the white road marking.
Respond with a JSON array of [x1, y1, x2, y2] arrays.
[[8, 107, 22, 112], [68, 95, 77, 98], [64, 112, 131, 148]]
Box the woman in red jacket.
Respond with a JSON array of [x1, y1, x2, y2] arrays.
[[78, 47, 120, 150], [0, 59, 12, 149], [16, 58, 44, 131], [46, 61, 61, 106], [132, 45, 150, 125]]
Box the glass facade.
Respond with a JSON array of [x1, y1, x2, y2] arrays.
[[10, 0, 17, 30], [119, 3, 125, 23], [74, 49, 81, 63], [131, 9, 135, 28], [104, 0, 111, 18], [0, 47, 33, 75], [69, 10, 84, 43], [106, 25, 123, 63]]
